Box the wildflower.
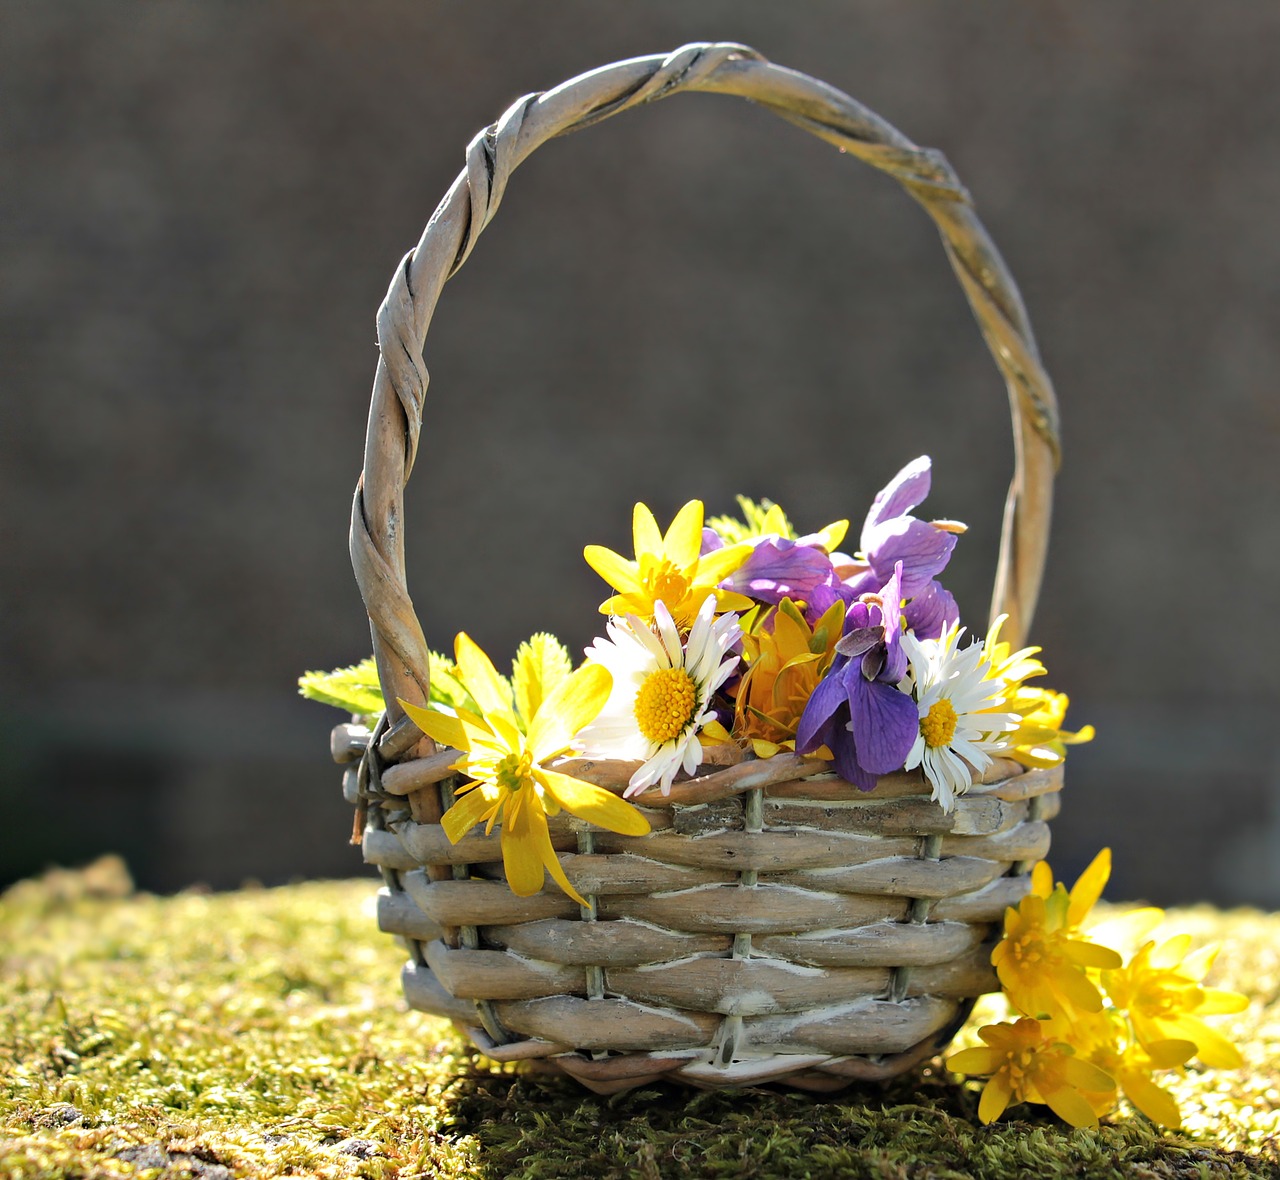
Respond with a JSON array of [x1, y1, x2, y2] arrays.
[[399, 633, 649, 904], [1104, 936, 1249, 1069], [947, 1017, 1116, 1128], [982, 615, 1094, 768], [577, 594, 741, 797], [795, 564, 920, 790], [1064, 1008, 1196, 1127], [841, 456, 962, 638], [991, 853, 1122, 1022], [733, 597, 845, 757], [900, 624, 1019, 812], [584, 500, 752, 629]]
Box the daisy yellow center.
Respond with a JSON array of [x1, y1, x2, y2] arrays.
[[920, 699, 958, 748], [634, 666, 698, 745], [494, 751, 534, 794]]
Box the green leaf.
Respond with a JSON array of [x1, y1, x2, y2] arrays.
[[298, 651, 480, 718], [512, 633, 573, 728], [297, 657, 385, 717]]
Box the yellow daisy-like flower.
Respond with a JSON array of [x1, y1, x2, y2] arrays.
[[733, 597, 844, 758], [982, 615, 1094, 769], [584, 500, 754, 630], [947, 1017, 1116, 1128], [991, 850, 1122, 1022], [1103, 935, 1249, 1069], [399, 633, 650, 905]]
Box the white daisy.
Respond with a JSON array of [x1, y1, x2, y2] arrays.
[[576, 594, 741, 797], [900, 623, 1019, 813]]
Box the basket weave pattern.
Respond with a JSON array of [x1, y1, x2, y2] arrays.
[[338, 43, 1063, 1093]]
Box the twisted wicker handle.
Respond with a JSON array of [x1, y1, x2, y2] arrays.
[[352, 43, 1061, 725]]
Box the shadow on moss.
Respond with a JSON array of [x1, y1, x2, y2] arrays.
[[435, 1057, 1272, 1180]]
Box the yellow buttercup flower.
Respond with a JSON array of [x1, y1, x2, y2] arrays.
[[982, 615, 1094, 768], [584, 500, 754, 629], [991, 850, 1122, 1022], [947, 1017, 1115, 1128], [1103, 936, 1248, 1070], [1062, 1007, 1196, 1128], [733, 597, 844, 758], [399, 633, 650, 904]]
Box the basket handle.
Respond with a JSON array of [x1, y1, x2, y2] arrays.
[[351, 43, 1061, 726]]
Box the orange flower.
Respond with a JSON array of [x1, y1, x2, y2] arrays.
[[732, 597, 844, 757]]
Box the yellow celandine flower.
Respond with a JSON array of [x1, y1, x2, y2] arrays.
[[584, 500, 754, 630], [1060, 1008, 1196, 1128], [733, 597, 845, 758], [947, 1017, 1116, 1128], [982, 615, 1094, 768], [399, 634, 650, 905], [1103, 935, 1249, 1070], [991, 850, 1122, 1022]]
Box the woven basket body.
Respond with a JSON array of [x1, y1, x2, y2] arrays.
[[336, 43, 1063, 1094]]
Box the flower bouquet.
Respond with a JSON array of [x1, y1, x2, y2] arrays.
[[302, 45, 1242, 1100]]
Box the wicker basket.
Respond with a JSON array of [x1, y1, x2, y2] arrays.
[[332, 43, 1062, 1095]]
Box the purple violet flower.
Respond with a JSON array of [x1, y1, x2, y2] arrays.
[[795, 563, 919, 790], [843, 456, 961, 639], [720, 536, 851, 625]]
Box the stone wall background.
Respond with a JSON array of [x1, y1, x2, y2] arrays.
[[3, 2, 1278, 904]]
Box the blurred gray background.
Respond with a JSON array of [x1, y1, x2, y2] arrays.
[[3, 2, 1277, 906]]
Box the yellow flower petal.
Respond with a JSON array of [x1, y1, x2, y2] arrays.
[[700, 718, 733, 745], [946, 1047, 1003, 1076], [697, 543, 753, 584], [501, 801, 549, 897], [632, 502, 663, 557], [1060, 1056, 1117, 1096], [441, 784, 498, 843], [534, 767, 651, 836], [1067, 848, 1111, 927], [525, 663, 611, 759], [662, 500, 704, 567], [978, 1072, 1014, 1124], [453, 633, 515, 722], [1143, 1039, 1197, 1069], [398, 697, 467, 752], [1042, 1085, 1099, 1129], [584, 545, 643, 598], [1198, 987, 1249, 1016], [529, 809, 587, 906], [1121, 1070, 1182, 1128], [814, 519, 849, 553]]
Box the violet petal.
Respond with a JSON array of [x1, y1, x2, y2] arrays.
[[847, 676, 919, 775], [722, 539, 835, 605], [864, 517, 957, 597], [904, 579, 959, 640], [795, 671, 848, 754], [862, 456, 932, 545]]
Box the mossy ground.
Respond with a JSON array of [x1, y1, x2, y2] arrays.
[[2, 862, 1278, 1179]]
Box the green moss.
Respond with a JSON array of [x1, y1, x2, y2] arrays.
[[2, 864, 1278, 1179]]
